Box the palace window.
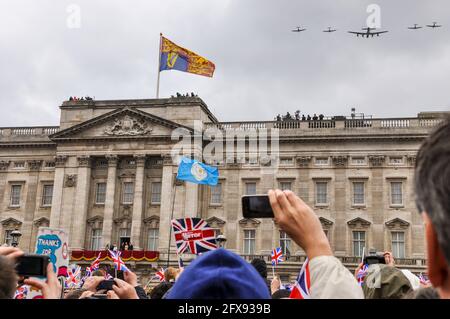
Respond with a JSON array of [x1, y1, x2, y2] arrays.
[[42, 184, 53, 206], [315, 181, 328, 205], [210, 183, 222, 205], [147, 228, 159, 251], [280, 181, 292, 191], [352, 182, 365, 205], [390, 182, 403, 206], [243, 229, 256, 255], [392, 231, 405, 258], [95, 183, 107, 204], [245, 182, 257, 195], [151, 182, 162, 204], [3, 230, 13, 246], [10, 185, 22, 207], [122, 182, 134, 204], [91, 229, 102, 250], [353, 231, 366, 257], [280, 230, 291, 256]]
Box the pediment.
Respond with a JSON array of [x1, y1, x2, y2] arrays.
[[347, 217, 371, 228], [1, 217, 22, 227], [238, 218, 261, 226], [87, 215, 103, 224], [143, 215, 160, 226], [319, 217, 334, 227], [385, 217, 410, 229], [50, 106, 193, 141], [206, 216, 226, 227], [33, 217, 50, 227]]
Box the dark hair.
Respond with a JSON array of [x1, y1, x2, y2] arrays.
[[65, 288, 87, 299], [271, 289, 291, 299], [250, 258, 267, 279], [415, 117, 450, 265], [150, 281, 173, 299], [0, 256, 17, 299]]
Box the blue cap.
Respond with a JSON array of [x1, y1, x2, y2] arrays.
[[166, 248, 271, 299]]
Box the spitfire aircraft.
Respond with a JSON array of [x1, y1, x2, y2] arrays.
[[408, 24, 422, 30], [426, 22, 442, 28], [323, 27, 337, 33], [348, 27, 388, 38], [292, 26, 306, 32]]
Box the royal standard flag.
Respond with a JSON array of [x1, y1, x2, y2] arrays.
[[176, 157, 219, 185], [159, 36, 215, 77]]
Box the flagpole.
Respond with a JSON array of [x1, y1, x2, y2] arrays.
[[156, 33, 163, 98], [166, 173, 178, 268]]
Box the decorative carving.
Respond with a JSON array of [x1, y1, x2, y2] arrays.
[[385, 218, 410, 230], [54, 155, 68, 168], [238, 218, 261, 227], [0, 160, 10, 170], [296, 156, 311, 167], [27, 160, 42, 171], [347, 217, 371, 228], [369, 155, 385, 167], [77, 155, 91, 167], [64, 174, 77, 187], [1, 217, 22, 228], [143, 215, 160, 228], [206, 216, 226, 228], [319, 217, 334, 227], [332, 156, 348, 167], [33, 217, 50, 227], [87, 216, 103, 229], [104, 115, 153, 136], [407, 155, 416, 166], [162, 154, 173, 165]]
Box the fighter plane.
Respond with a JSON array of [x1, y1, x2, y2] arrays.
[[323, 27, 337, 33], [408, 24, 422, 30], [348, 27, 388, 38], [292, 26, 306, 32], [426, 22, 442, 28]]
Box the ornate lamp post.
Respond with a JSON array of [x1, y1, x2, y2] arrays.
[[10, 229, 22, 247], [216, 234, 227, 248]]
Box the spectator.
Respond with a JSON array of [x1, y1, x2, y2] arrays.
[[65, 288, 88, 299], [410, 286, 440, 299], [0, 256, 17, 299], [166, 248, 270, 299], [362, 264, 413, 299], [250, 258, 271, 295], [414, 118, 450, 299], [164, 267, 178, 283], [150, 281, 173, 299], [268, 189, 363, 298], [128, 243, 134, 251]]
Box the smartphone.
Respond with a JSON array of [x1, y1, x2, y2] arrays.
[[116, 270, 125, 280], [16, 254, 49, 277], [96, 279, 115, 291], [242, 195, 274, 218]]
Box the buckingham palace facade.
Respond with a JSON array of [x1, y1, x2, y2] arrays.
[[0, 96, 447, 282]]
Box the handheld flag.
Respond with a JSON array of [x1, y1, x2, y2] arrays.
[[65, 265, 82, 289], [108, 250, 129, 272], [86, 252, 102, 274], [153, 268, 166, 282], [159, 35, 215, 77], [271, 247, 284, 266], [171, 217, 217, 255], [357, 264, 369, 286], [289, 258, 311, 299], [176, 157, 219, 185], [418, 273, 431, 285]]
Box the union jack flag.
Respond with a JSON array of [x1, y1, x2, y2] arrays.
[[418, 273, 431, 285], [357, 264, 369, 286], [271, 247, 284, 266], [153, 268, 166, 282], [105, 273, 113, 280], [14, 285, 29, 299], [289, 258, 310, 299], [87, 252, 102, 273], [65, 265, 82, 288], [108, 250, 129, 272], [171, 218, 217, 255]]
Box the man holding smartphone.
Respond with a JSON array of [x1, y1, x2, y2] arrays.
[[268, 189, 363, 299]]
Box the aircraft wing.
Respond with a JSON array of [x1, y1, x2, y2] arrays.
[[348, 31, 364, 35], [372, 31, 388, 35]]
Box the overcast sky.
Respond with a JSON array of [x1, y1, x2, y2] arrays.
[[1, 0, 449, 126]]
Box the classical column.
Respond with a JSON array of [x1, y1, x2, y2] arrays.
[[71, 156, 92, 250], [101, 155, 118, 248], [158, 155, 175, 256], [22, 160, 41, 252], [50, 155, 67, 228], [130, 155, 146, 250]]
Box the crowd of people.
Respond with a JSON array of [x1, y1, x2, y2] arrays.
[[105, 242, 134, 252], [0, 117, 449, 299], [275, 111, 325, 122]]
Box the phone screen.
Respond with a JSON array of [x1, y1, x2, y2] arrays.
[[242, 195, 274, 218]]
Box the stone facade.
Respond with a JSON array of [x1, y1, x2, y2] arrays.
[[0, 97, 447, 283]]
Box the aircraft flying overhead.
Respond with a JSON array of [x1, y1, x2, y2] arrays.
[[292, 26, 306, 32], [323, 27, 337, 33], [426, 22, 442, 28], [408, 24, 422, 30], [348, 27, 388, 38]]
